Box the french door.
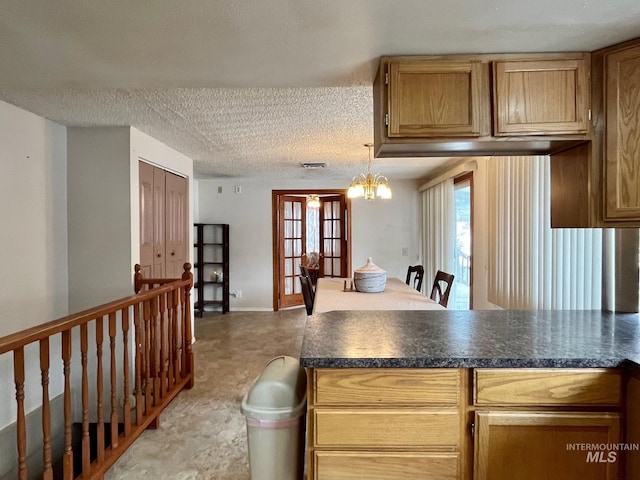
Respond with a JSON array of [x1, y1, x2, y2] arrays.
[[319, 195, 348, 278], [278, 195, 306, 309], [272, 190, 351, 311]]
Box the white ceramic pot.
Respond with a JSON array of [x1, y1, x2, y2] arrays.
[[353, 257, 387, 293]]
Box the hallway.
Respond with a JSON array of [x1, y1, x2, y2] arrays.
[[105, 309, 307, 480]]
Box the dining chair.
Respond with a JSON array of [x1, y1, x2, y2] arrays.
[[429, 270, 455, 307], [299, 275, 315, 315], [300, 264, 310, 279], [405, 265, 425, 292]]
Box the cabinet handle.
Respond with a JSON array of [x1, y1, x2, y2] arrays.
[[171, 251, 175, 256], [157, 253, 162, 258]]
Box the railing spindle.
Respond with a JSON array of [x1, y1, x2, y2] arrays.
[[80, 323, 90, 475], [133, 302, 143, 426], [150, 297, 161, 406], [168, 289, 176, 388], [62, 330, 73, 480], [14, 346, 27, 480], [159, 291, 167, 399], [143, 299, 153, 415], [39, 338, 53, 480], [109, 312, 118, 448], [96, 316, 105, 464], [122, 307, 131, 435]]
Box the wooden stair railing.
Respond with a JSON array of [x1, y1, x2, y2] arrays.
[[0, 263, 194, 480]]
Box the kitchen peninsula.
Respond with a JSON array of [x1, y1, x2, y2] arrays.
[[300, 310, 640, 480]]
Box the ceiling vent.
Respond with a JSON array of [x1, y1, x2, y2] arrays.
[[300, 162, 326, 169]]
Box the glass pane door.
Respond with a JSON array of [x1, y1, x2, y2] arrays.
[[279, 196, 305, 308]]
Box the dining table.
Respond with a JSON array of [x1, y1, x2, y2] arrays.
[[312, 276, 446, 313]]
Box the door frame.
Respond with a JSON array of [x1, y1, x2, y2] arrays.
[[271, 189, 352, 311]]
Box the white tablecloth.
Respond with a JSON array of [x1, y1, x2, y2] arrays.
[[313, 277, 446, 313]]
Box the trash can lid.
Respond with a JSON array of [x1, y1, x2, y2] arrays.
[[241, 355, 307, 421]]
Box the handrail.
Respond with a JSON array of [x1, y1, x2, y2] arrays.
[[0, 263, 194, 480]]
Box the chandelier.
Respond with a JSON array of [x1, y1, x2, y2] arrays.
[[347, 143, 392, 200], [307, 194, 320, 208]]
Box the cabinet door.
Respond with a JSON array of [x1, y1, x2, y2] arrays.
[[388, 60, 490, 137], [626, 374, 640, 480], [475, 411, 620, 480], [604, 43, 640, 220], [494, 58, 589, 135]]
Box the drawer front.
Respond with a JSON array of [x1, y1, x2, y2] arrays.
[[314, 409, 459, 447], [474, 369, 622, 406], [315, 451, 459, 480], [315, 368, 460, 405]]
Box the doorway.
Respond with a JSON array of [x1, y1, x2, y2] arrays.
[[272, 190, 351, 311]]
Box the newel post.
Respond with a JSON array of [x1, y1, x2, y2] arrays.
[[134, 264, 143, 293], [182, 263, 195, 388]]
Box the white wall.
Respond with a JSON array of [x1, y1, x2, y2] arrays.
[[469, 157, 500, 309], [196, 177, 422, 310], [67, 127, 194, 312], [67, 127, 132, 311], [0, 100, 68, 428]]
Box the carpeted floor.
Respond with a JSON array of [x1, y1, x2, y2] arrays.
[[105, 308, 307, 480]]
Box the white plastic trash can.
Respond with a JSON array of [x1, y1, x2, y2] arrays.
[[241, 355, 307, 480]]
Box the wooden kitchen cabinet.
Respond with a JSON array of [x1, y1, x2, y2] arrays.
[[473, 369, 622, 480], [551, 37, 640, 227], [474, 411, 620, 480], [306, 367, 631, 479], [625, 372, 640, 480], [493, 57, 589, 136], [307, 368, 466, 480], [387, 60, 490, 138], [374, 53, 590, 158], [473, 368, 622, 406], [603, 40, 640, 221]]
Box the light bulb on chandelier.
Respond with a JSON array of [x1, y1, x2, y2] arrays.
[[347, 144, 392, 200], [307, 194, 320, 208]]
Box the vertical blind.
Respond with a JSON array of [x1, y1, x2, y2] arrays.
[[486, 156, 602, 310], [421, 178, 455, 294]]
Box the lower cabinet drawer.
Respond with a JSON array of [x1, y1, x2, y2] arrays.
[[315, 451, 459, 480], [474, 369, 622, 406], [314, 409, 460, 447]]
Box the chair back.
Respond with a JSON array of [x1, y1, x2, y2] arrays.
[[300, 265, 310, 278], [300, 275, 315, 315], [405, 265, 425, 292], [430, 270, 455, 307]]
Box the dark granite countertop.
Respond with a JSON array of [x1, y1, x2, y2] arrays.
[[299, 310, 640, 369]]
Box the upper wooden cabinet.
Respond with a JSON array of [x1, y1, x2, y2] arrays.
[[374, 53, 591, 158], [604, 41, 640, 221], [551, 37, 640, 227], [493, 58, 589, 136], [387, 60, 490, 137]]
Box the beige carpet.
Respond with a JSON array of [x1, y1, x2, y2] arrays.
[[105, 308, 307, 480]]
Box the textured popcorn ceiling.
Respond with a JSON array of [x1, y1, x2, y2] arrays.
[[1, 0, 639, 180]]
